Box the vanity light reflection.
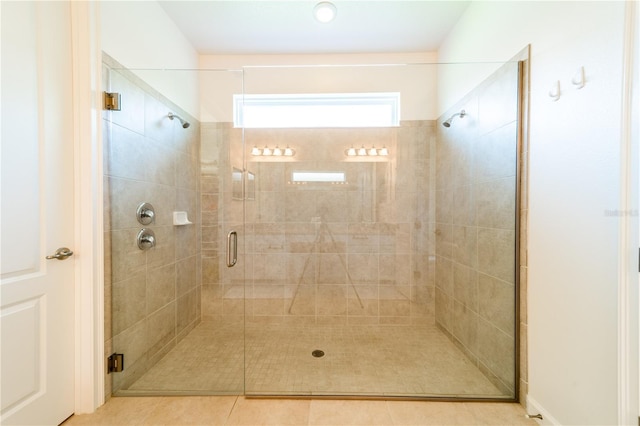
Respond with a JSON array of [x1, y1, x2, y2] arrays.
[[345, 145, 389, 157], [251, 145, 295, 156], [250, 144, 387, 158]]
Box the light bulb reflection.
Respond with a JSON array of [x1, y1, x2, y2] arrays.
[[251, 145, 296, 157], [345, 145, 390, 157]]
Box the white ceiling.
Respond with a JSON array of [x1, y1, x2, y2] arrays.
[[158, 1, 471, 55]]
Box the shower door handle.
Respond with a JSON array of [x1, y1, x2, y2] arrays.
[[226, 230, 238, 267]]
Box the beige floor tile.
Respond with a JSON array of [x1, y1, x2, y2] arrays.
[[386, 400, 477, 425], [308, 399, 394, 426], [464, 402, 537, 425], [63, 397, 162, 425], [387, 401, 537, 426], [225, 397, 310, 425], [142, 396, 237, 425], [63, 396, 536, 426]]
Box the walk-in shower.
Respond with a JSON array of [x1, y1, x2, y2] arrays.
[[103, 55, 524, 400]]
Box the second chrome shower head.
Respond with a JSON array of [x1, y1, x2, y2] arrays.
[[168, 112, 190, 129], [442, 109, 466, 128]]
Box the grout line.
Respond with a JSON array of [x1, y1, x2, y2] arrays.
[[384, 400, 397, 426], [224, 395, 241, 425]]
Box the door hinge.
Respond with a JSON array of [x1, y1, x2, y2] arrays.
[[103, 92, 121, 111], [107, 353, 124, 373]]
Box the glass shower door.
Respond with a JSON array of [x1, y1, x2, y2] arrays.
[[196, 68, 246, 395], [241, 61, 522, 399], [241, 64, 439, 397]]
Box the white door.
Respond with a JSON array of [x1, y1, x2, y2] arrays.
[[1, 2, 75, 424]]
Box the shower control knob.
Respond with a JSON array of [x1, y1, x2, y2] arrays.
[[136, 202, 155, 225], [137, 228, 156, 250]]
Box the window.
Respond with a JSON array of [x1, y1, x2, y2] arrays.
[[291, 171, 346, 183], [234, 93, 400, 128]]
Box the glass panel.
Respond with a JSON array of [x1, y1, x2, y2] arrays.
[[103, 59, 245, 395], [435, 61, 521, 399], [242, 62, 520, 398]]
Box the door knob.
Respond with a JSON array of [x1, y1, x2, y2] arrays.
[[46, 247, 74, 260]]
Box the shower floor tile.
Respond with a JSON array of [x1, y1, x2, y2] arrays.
[[126, 321, 244, 394], [123, 321, 506, 398]]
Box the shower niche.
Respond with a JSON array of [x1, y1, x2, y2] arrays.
[[104, 55, 525, 400]]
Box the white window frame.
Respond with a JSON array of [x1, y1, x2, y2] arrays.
[[234, 93, 400, 128]]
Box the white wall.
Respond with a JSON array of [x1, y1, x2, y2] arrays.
[[100, 1, 200, 117], [199, 53, 439, 122], [438, 2, 625, 115], [439, 2, 638, 425], [100, 3, 440, 123]]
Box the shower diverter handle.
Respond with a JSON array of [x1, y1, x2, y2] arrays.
[[226, 230, 238, 267]]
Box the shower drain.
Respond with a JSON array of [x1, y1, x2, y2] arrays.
[[311, 349, 325, 358]]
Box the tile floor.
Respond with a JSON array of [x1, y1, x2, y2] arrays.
[[119, 322, 508, 398], [64, 396, 538, 425], [97, 321, 531, 425]]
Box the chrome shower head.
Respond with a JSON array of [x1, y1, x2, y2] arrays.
[[168, 112, 190, 129], [442, 109, 466, 128]]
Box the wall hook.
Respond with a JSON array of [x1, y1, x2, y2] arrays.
[[548, 80, 561, 101], [571, 66, 586, 89]]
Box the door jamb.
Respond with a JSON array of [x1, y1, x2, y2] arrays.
[[619, 1, 639, 424], [71, 0, 105, 414]]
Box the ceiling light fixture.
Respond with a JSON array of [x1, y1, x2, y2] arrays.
[[314, 2, 337, 23]]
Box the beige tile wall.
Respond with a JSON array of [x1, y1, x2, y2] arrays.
[[201, 122, 436, 326], [103, 55, 202, 395], [434, 61, 520, 396]]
